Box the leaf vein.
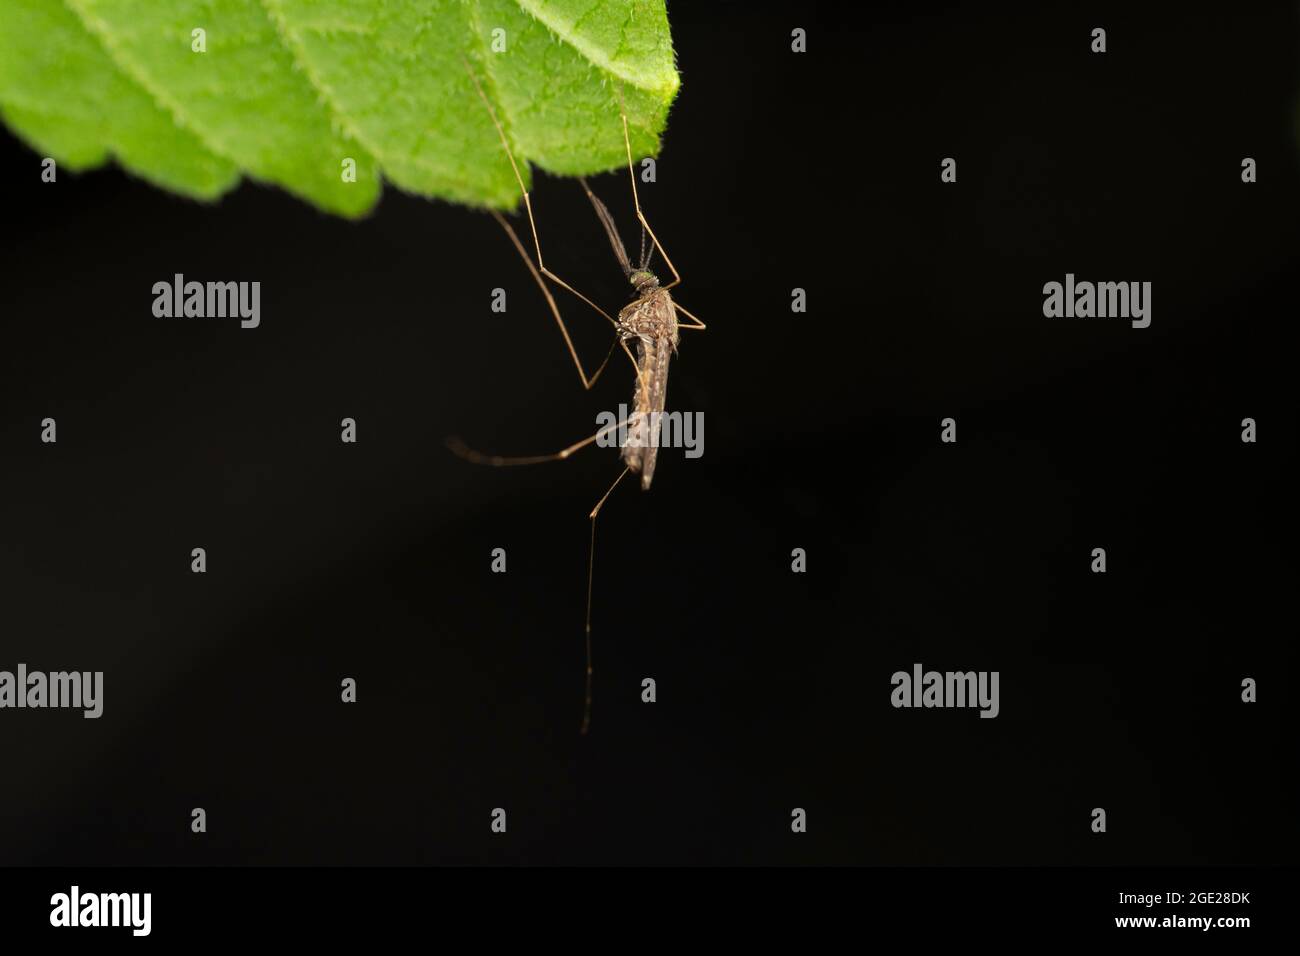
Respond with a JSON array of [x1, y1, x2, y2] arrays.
[[60, 0, 245, 175], [511, 0, 673, 93]]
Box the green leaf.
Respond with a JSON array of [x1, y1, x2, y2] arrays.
[[0, 0, 679, 215], [0, 0, 239, 199]]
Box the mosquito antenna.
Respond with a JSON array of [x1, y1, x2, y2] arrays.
[[578, 177, 633, 276], [638, 224, 651, 271]]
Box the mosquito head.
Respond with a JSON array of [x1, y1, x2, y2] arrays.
[[629, 270, 659, 295]]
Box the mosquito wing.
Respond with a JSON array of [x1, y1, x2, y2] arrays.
[[620, 291, 678, 490]]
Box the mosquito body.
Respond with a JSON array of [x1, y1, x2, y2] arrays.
[[457, 56, 705, 733], [617, 276, 677, 490], [578, 179, 681, 490]]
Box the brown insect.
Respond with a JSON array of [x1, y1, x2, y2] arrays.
[[453, 58, 705, 734]]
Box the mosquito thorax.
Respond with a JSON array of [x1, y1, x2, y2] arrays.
[[630, 270, 659, 295]]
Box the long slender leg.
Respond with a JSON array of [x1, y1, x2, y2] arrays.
[[463, 57, 620, 357], [581, 465, 632, 735], [673, 300, 706, 330], [490, 210, 616, 389], [616, 85, 683, 292], [620, 336, 651, 393], [447, 410, 645, 467]]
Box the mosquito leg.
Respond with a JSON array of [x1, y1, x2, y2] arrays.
[[616, 84, 682, 291], [620, 336, 650, 391], [581, 465, 632, 735], [463, 57, 618, 389], [447, 410, 645, 467], [491, 211, 618, 389], [673, 300, 706, 330]]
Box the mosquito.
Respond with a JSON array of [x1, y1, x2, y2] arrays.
[[452, 58, 706, 734]]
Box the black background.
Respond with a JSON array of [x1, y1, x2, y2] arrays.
[[0, 2, 1295, 867]]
